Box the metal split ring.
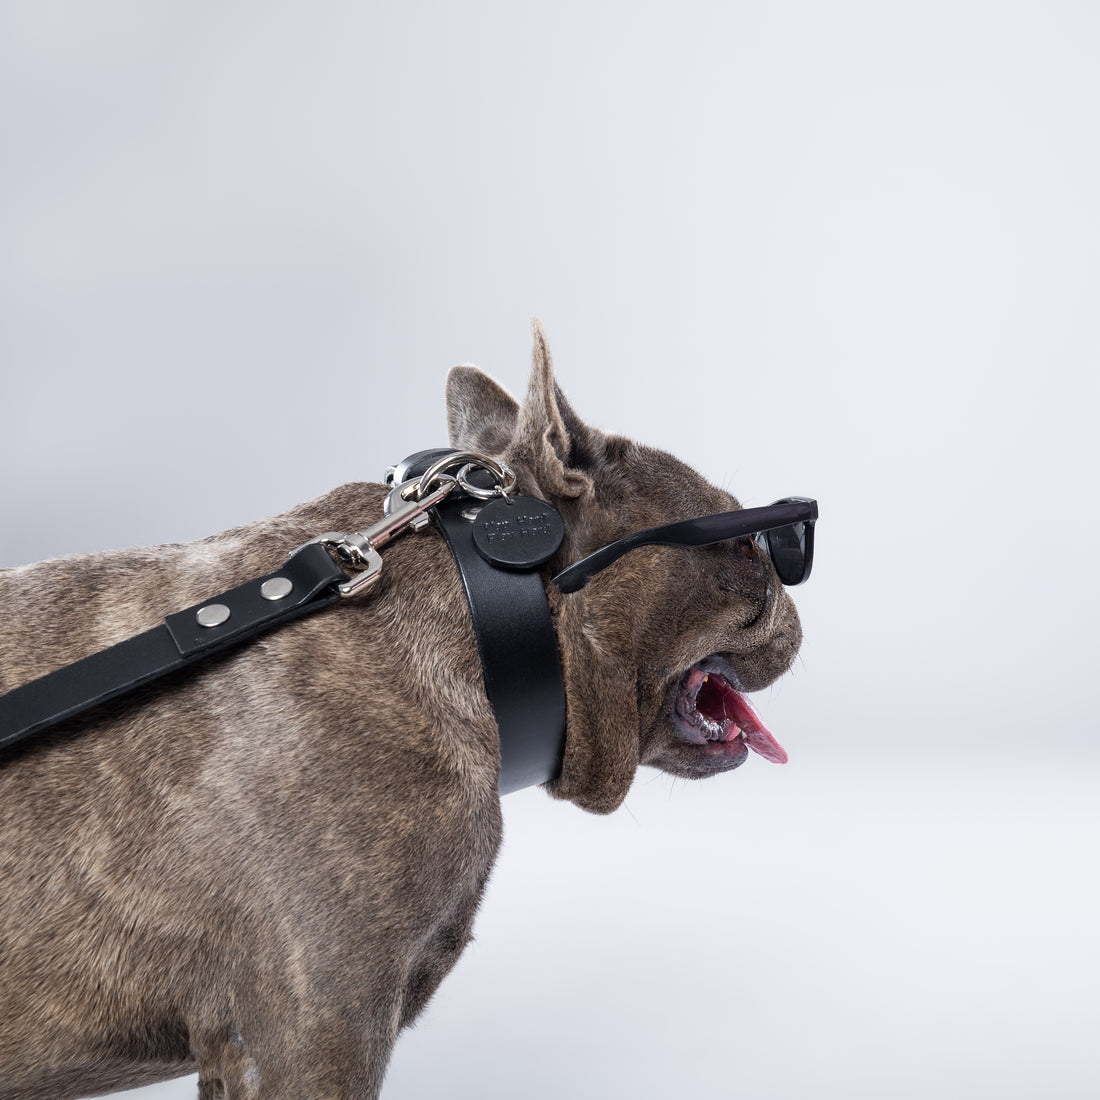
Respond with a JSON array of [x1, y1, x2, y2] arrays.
[[456, 462, 517, 500], [414, 451, 517, 501]]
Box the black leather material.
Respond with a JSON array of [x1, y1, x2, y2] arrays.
[[432, 496, 567, 795], [0, 544, 346, 753], [2, 453, 569, 798], [386, 448, 567, 794]]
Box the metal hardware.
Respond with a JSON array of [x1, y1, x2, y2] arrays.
[[296, 450, 513, 603], [373, 477, 456, 541], [298, 476, 459, 600], [414, 451, 515, 501], [383, 475, 436, 518], [335, 545, 384, 598], [260, 577, 294, 601], [302, 531, 346, 548], [456, 461, 517, 500], [330, 531, 376, 569], [196, 604, 231, 628]]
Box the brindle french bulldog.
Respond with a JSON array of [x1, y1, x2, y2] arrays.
[[0, 324, 803, 1099]]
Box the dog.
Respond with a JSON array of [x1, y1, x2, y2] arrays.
[[0, 323, 804, 1099]]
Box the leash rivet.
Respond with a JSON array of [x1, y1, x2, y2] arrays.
[[195, 602, 232, 629], [195, 604, 231, 628], [260, 577, 294, 601]]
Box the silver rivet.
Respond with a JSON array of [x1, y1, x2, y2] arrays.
[[196, 603, 231, 628], [260, 577, 294, 601]]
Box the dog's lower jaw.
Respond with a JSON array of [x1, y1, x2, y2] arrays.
[[642, 717, 749, 779], [644, 740, 751, 779]]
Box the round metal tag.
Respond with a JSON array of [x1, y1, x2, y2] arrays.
[[471, 496, 565, 570]]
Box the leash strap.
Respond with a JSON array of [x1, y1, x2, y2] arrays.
[[0, 545, 346, 752]]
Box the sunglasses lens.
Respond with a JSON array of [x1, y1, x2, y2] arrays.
[[765, 523, 807, 585]]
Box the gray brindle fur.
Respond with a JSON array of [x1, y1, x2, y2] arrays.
[[0, 325, 802, 1099]]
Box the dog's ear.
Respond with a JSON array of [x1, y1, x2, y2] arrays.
[[546, 618, 641, 814], [446, 366, 521, 457], [513, 319, 595, 500]]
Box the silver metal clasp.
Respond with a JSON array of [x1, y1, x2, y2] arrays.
[[297, 449, 513, 601], [333, 542, 384, 597], [302, 475, 458, 598], [414, 451, 517, 502], [372, 476, 457, 545]]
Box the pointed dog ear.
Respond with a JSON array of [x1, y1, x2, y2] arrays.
[[446, 366, 521, 456], [514, 319, 595, 500]]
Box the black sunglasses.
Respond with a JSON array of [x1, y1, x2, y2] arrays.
[[551, 497, 818, 594]]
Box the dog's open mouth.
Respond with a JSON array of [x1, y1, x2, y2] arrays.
[[674, 667, 788, 764]]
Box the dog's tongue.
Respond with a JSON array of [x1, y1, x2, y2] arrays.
[[705, 674, 788, 764], [738, 702, 788, 765]]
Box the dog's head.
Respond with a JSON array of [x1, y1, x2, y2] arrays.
[[446, 323, 804, 813]]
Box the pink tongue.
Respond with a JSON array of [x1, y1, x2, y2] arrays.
[[712, 678, 789, 764], [742, 724, 789, 765]]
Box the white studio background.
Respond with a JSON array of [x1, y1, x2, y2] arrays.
[[2, 3, 1097, 1099]]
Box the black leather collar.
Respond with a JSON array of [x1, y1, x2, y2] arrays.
[[388, 450, 566, 794]]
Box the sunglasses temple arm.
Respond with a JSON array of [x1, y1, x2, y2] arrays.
[[551, 502, 816, 594], [551, 533, 648, 593]]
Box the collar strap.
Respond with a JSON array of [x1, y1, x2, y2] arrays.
[[388, 450, 566, 794]]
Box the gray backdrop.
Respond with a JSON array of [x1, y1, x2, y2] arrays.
[[2, 3, 1097, 1098]]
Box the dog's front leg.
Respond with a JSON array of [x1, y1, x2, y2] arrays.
[[184, 802, 500, 1099], [190, 968, 412, 1100]]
